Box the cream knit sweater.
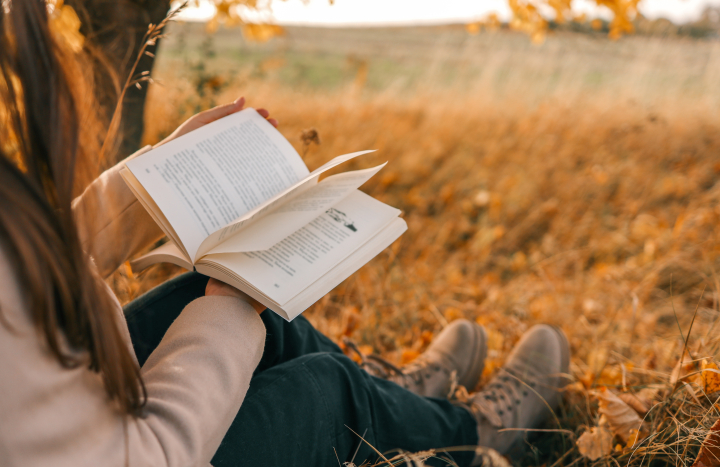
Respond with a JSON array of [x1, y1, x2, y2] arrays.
[[0, 147, 267, 467]]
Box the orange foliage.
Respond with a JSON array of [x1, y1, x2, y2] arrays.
[[106, 26, 720, 465], [196, 0, 641, 42]]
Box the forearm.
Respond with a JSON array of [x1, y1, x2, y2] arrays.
[[0, 252, 266, 466], [72, 146, 164, 278], [134, 295, 266, 465]]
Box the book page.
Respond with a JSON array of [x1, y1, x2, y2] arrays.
[[281, 218, 407, 320], [193, 149, 376, 260], [129, 241, 194, 272], [120, 168, 191, 261], [196, 218, 407, 320], [126, 109, 309, 260], [199, 191, 400, 305], [204, 163, 386, 255]]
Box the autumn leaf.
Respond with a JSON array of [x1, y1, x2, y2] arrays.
[[201, 0, 640, 43], [618, 392, 650, 416], [592, 388, 644, 444], [341, 306, 361, 336], [577, 426, 614, 460], [670, 353, 697, 386], [400, 349, 421, 365], [443, 307, 465, 322], [702, 360, 720, 395], [625, 428, 642, 448], [693, 418, 720, 467], [636, 387, 660, 405]]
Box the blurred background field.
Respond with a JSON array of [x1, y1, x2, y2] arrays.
[[110, 23, 720, 466], [152, 22, 720, 107]]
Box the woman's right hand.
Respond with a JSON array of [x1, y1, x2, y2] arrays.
[[155, 97, 279, 148], [205, 278, 266, 314]]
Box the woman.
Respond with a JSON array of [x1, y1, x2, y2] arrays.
[[0, 1, 570, 466]]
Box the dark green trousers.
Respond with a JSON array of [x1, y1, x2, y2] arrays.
[[124, 272, 478, 466]]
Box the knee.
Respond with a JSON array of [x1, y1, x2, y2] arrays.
[[300, 352, 359, 374], [298, 352, 370, 394]]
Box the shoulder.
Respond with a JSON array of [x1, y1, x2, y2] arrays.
[[0, 243, 121, 467]]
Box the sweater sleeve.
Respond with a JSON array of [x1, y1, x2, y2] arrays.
[[0, 247, 266, 467], [72, 146, 165, 279]]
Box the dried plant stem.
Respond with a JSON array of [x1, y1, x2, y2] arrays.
[[99, 2, 187, 161]]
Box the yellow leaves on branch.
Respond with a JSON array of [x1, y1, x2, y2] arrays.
[[205, 0, 289, 42], [47, 0, 643, 47], [467, 0, 641, 42], [206, 0, 639, 44], [596, 0, 641, 38], [508, 0, 552, 43]]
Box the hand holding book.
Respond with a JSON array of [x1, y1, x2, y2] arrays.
[[121, 104, 406, 321], [205, 278, 266, 314], [156, 96, 279, 147]]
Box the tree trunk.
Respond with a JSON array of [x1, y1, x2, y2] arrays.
[[68, 0, 171, 162]]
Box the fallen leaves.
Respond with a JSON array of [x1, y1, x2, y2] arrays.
[[692, 418, 720, 467], [594, 388, 644, 443], [578, 387, 649, 461], [577, 426, 614, 460], [702, 360, 720, 395], [117, 49, 720, 467], [443, 307, 465, 322], [400, 349, 420, 365], [669, 354, 720, 398], [691, 360, 720, 467], [617, 391, 651, 417]]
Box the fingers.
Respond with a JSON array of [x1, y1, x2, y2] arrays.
[[256, 108, 278, 128], [200, 97, 246, 122], [191, 99, 277, 130], [205, 278, 266, 314], [155, 96, 252, 147], [206, 278, 244, 298]]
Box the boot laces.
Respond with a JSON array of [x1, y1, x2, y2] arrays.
[[343, 338, 445, 388], [462, 366, 539, 428]]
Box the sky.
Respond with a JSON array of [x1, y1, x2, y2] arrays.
[[178, 0, 720, 26]]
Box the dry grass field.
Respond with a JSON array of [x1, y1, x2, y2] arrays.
[[109, 23, 720, 466]]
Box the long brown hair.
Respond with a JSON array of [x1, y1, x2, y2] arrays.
[[0, 0, 145, 415]]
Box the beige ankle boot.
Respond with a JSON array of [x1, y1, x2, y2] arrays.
[[462, 325, 570, 459], [348, 319, 488, 399]]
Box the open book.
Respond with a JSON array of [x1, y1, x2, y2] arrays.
[[120, 108, 406, 321]]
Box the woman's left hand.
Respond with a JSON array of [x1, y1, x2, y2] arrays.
[[155, 97, 279, 147], [206, 278, 266, 314]]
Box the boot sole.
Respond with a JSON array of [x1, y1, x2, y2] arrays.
[[459, 323, 488, 391]]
